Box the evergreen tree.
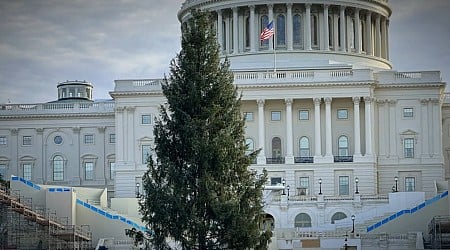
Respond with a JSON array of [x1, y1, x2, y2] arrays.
[[139, 10, 271, 249]]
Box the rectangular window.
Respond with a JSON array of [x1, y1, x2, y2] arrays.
[[404, 138, 414, 158], [271, 111, 281, 121], [243, 112, 254, 121], [405, 177, 415, 192], [339, 176, 349, 195], [23, 136, 32, 146], [299, 110, 309, 120], [271, 177, 282, 186], [337, 109, 348, 119], [110, 162, 115, 180], [84, 134, 94, 144], [141, 115, 152, 125], [85, 162, 94, 180], [23, 164, 32, 180], [53, 160, 64, 181], [0, 136, 6, 145], [298, 177, 309, 195], [142, 145, 152, 164], [0, 164, 6, 180], [109, 133, 116, 144], [403, 107, 413, 118]]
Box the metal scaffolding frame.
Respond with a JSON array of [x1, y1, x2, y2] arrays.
[[0, 185, 92, 249]]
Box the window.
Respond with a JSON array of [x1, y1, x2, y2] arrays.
[[53, 135, 63, 145], [293, 14, 302, 46], [299, 137, 310, 157], [404, 138, 414, 158], [337, 109, 348, 119], [276, 14, 286, 46], [405, 177, 415, 192], [271, 111, 281, 121], [243, 112, 254, 121], [23, 164, 32, 180], [245, 138, 255, 155], [23, 136, 32, 146], [272, 137, 282, 158], [339, 176, 349, 195], [403, 107, 413, 118], [85, 162, 94, 180], [298, 177, 309, 195], [142, 145, 152, 164], [299, 110, 309, 120], [271, 177, 282, 185], [110, 162, 115, 180], [311, 14, 319, 47], [109, 134, 116, 144], [84, 134, 94, 144], [260, 15, 269, 47], [53, 156, 64, 181], [331, 212, 347, 224], [328, 15, 333, 48], [141, 115, 152, 125], [338, 136, 349, 156], [0, 136, 6, 145], [245, 16, 250, 48], [0, 164, 6, 180], [294, 213, 312, 228]]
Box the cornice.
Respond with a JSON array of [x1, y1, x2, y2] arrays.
[[375, 82, 445, 89], [109, 91, 164, 97], [237, 81, 374, 89], [0, 112, 115, 120]]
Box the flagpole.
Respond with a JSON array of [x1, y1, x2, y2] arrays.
[[273, 35, 277, 72]]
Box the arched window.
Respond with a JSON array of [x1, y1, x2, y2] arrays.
[[261, 214, 275, 231], [294, 213, 312, 227], [272, 137, 282, 158], [245, 15, 250, 49], [311, 14, 319, 47], [299, 137, 310, 157], [260, 15, 269, 47], [293, 14, 302, 47], [338, 136, 349, 156], [331, 212, 347, 224], [245, 138, 255, 155], [276, 14, 286, 46], [53, 155, 64, 181]]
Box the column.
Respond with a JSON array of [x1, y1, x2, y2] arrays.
[[287, 3, 293, 51], [375, 14, 381, 57], [377, 100, 387, 157], [314, 98, 322, 157], [339, 6, 346, 51], [381, 17, 387, 59], [354, 8, 361, 53], [323, 4, 329, 51], [225, 18, 231, 54], [388, 100, 397, 157], [305, 3, 312, 50], [217, 10, 223, 52], [353, 97, 362, 156], [249, 5, 256, 52], [333, 14, 339, 50], [232, 7, 239, 54], [386, 20, 389, 60], [126, 107, 135, 163], [364, 97, 373, 156], [257, 99, 266, 164], [36, 128, 44, 183], [324, 97, 333, 157], [420, 99, 429, 157], [285, 99, 294, 164], [431, 99, 441, 156], [268, 4, 274, 51], [365, 11, 372, 55]]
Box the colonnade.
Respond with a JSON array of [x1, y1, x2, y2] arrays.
[[214, 3, 389, 59], [255, 97, 374, 164]]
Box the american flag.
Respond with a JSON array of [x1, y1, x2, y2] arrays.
[[260, 21, 274, 41]]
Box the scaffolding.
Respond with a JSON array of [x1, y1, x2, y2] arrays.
[[0, 185, 92, 249], [428, 215, 450, 249]]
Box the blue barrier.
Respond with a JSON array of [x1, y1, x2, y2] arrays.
[[11, 176, 41, 190], [367, 191, 448, 232]]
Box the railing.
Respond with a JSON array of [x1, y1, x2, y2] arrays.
[[0, 101, 115, 115], [334, 156, 353, 162], [266, 157, 285, 164], [294, 157, 314, 163]]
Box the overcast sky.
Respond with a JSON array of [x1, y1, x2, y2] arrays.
[[0, 0, 449, 104]]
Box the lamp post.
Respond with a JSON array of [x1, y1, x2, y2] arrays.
[[351, 215, 355, 234], [394, 176, 398, 192], [318, 178, 322, 195], [136, 183, 140, 198], [287, 185, 290, 199], [355, 177, 359, 194], [282, 179, 286, 195]]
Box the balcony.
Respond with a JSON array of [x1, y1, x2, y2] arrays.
[[294, 157, 314, 163], [334, 156, 353, 162], [266, 157, 285, 164]]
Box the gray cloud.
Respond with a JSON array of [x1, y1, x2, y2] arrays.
[[0, 0, 449, 103]]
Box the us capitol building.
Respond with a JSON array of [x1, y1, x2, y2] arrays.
[[1, 0, 450, 249]]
